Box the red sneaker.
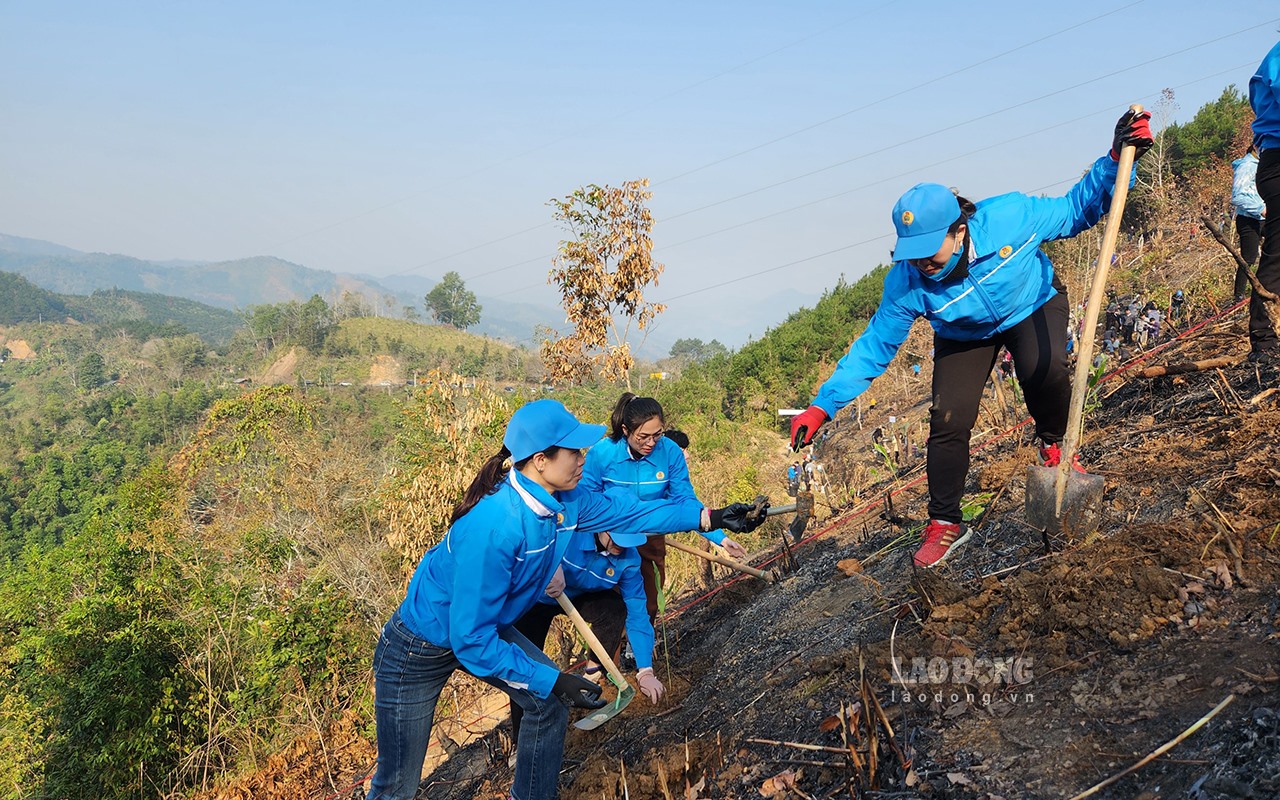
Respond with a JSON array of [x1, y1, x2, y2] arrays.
[[1038, 443, 1086, 473], [913, 519, 971, 568]]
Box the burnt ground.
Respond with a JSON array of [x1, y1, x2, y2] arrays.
[[419, 313, 1280, 800]]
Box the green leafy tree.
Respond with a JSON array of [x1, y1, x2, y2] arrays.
[[1163, 85, 1253, 178], [670, 337, 729, 364], [243, 303, 285, 353], [425, 271, 482, 329], [296, 294, 336, 350], [76, 351, 107, 388]]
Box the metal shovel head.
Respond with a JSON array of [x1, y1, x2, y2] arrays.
[[1024, 464, 1105, 541], [572, 683, 636, 731]]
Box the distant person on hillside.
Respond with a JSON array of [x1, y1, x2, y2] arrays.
[[789, 109, 1152, 568], [581, 393, 752, 623], [1249, 41, 1280, 362], [1170, 289, 1186, 325], [367, 399, 762, 800], [1232, 145, 1265, 304]]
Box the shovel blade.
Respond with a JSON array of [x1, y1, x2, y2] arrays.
[[1024, 465, 1105, 541], [572, 685, 636, 731], [787, 514, 807, 543]]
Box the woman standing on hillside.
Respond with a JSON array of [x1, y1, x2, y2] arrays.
[[368, 399, 763, 800], [580, 393, 750, 624], [790, 109, 1153, 569]]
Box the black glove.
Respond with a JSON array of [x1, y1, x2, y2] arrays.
[[553, 672, 607, 709], [1111, 108, 1153, 161], [710, 502, 768, 534]]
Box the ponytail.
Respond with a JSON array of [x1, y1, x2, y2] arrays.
[[608, 392, 664, 441], [449, 444, 570, 523], [948, 196, 976, 234], [451, 446, 512, 524]]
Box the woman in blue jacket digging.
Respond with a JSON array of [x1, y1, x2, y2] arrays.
[[368, 399, 762, 800], [790, 109, 1153, 570]]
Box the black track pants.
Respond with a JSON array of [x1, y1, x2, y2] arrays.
[[926, 291, 1071, 523]]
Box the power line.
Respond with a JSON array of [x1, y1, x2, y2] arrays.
[[653, 60, 1260, 306], [373, 2, 1165, 281], [453, 53, 1259, 306], [438, 18, 1273, 295], [260, 5, 888, 267], [657, 21, 1275, 225], [652, 0, 1146, 187]]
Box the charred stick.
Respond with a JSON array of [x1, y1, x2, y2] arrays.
[[1200, 216, 1280, 302]]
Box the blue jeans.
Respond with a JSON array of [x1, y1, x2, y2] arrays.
[[368, 610, 569, 800]]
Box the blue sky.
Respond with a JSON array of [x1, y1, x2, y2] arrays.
[[3, 1, 1278, 350]]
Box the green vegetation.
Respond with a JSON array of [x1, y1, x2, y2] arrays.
[[424, 270, 482, 329], [710, 266, 890, 424], [68, 287, 243, 345], [0, 271, 246, 345], [321, 316, 534, 382], [1161, 85, 1253, 178], [0, 272, 68, 323]]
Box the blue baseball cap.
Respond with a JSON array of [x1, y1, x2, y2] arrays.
[[503, 399, 605, 463], [606, 530, 651, 548], [891, 183, 962, 261]]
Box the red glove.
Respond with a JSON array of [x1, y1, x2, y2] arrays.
[[1111, 108, 1153, 161], [790, 405, 828, 451]]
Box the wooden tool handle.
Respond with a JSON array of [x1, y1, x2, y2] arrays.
[[554, 593, 630, 689], [666, 537, 776, 582], [1057, 103, 1143, 511]]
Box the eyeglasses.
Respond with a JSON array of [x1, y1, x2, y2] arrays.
[[629, 429, 665, 444]]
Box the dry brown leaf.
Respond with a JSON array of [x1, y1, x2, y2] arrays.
[[759, 768, 797, 797], [1209, 561, 1233, 590], [685, 775, 706, 800], [818, 715, 842, 733], [836, 558, 863, 576]]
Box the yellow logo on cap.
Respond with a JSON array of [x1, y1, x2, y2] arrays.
[[606, 567, 615, 577], [999, 245, 1013, 259], [901, 210, 915, 226], [556, 513, 564, 524], [656, 471, 665, 480]]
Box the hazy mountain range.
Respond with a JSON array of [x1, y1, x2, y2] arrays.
[[0, 233, 818, 358], [0, 232, 562, 350]]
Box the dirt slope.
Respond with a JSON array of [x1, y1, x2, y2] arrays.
[[421, 307, 1280, 799]]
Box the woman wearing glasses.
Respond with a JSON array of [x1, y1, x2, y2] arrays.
[[789, 109, 1154, 570], [580, 394, 749, 628]]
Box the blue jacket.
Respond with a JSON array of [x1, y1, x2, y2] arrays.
[[535, 529, 656, 669], [397, 469, 703, 698], [1252, 40, 1280, 152], [580, 435, 727, 545], [813, 154, 1128, 417], [1233, 154, 1265, 220]]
